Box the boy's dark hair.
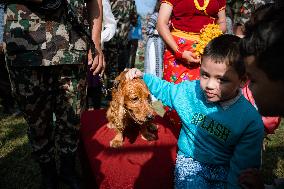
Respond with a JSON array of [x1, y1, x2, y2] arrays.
[[202, 34, 245, 77], [240, 3, 284, 80]]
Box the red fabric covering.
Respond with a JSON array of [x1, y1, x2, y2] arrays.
[[80, 109, 180, 189]]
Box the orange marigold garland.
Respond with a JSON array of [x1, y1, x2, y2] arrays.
[[195, 24, 223, 57]]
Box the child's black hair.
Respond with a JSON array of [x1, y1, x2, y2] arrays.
[[239, 3, 284, 80], [202, 34, 245, 77]]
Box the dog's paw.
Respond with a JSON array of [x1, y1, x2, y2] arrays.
[[110, 139, 123, 148], [141, 132, 157, 141]]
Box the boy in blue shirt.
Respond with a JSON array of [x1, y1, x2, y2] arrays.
[[126, 34, 264, 188]]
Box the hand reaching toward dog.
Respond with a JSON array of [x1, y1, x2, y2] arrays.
[[125, 68, 144, 80]]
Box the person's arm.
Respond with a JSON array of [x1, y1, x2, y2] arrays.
[[146, 12, 158, 36], [86, 0, 105, 76], [217, 9, 227, 33], [157, 3, 200, 64], [157, 3, 177, 53], [101, 0, 117, 43], [227, 118, 264, 188], [125, 68, 180, 109]]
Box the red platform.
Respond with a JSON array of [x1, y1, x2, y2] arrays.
[[80, 109, 180, 189]]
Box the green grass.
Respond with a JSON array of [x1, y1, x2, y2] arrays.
[[0, 113, 83, 189], [262, 126, 284, 184], [0, 115, 41, 189]]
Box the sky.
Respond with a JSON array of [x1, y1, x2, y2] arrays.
[[135, 0, 157, 17]]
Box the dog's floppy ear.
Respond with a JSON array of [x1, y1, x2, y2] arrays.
[[106, 76, 126, 132], [107, 90, 125, 131], [112, 71, 127, 91]]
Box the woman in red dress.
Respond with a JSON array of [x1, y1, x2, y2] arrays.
[[157, 0, 227, 126]]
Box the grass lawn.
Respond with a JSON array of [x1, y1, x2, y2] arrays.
[[0, 113, 84, 189], [0, 105, 284, 188]]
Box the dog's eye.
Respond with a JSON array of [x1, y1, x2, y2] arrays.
[[132, 97, 139, 102]]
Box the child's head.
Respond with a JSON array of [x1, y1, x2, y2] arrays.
[[200, 34, 246, 103], [240, 3, 284, 116]]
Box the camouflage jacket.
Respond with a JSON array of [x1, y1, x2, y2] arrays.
[[107, 0, 137, 47], [4, 0, 89, 66]]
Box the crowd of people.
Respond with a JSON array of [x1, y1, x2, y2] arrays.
[[0, 0, 284, 189]]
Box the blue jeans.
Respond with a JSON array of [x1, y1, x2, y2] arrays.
[[175, 154, 229, 189]]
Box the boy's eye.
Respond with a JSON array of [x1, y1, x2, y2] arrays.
[[201, 73, 209, 79]]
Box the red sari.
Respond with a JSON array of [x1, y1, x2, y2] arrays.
[[162, 0, 226, 126], [162, 0, 226, 83], [163, 31, 201, 82]]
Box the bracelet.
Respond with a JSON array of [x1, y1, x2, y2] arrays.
[[174, 47, 184, 60]]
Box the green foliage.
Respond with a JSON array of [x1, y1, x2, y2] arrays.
[[262, 124, 284, 184], [0, 115, 41, 189]]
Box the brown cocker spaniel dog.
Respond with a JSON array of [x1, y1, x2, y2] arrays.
[[106, 71, 157, 148]]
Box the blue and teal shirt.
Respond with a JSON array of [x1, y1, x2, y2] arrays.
[[143, 73, 264, 188]]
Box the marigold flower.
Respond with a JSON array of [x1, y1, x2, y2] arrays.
[[195, 24, 223, 57]]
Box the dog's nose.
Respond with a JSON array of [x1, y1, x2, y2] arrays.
[[146, 114, 154, 121]]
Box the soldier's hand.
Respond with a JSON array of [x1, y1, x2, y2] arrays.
[[88, 47, 105, 76]]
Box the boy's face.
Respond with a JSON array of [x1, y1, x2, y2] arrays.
[[200, 57, 244, 103], [245, 55, 284, 116]]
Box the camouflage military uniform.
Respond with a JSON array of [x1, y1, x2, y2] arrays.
[[4, 1, 88, 163], [104, 0, 137, 92]]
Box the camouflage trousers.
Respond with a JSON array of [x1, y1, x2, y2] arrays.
[[7, 64, 87, 163]]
